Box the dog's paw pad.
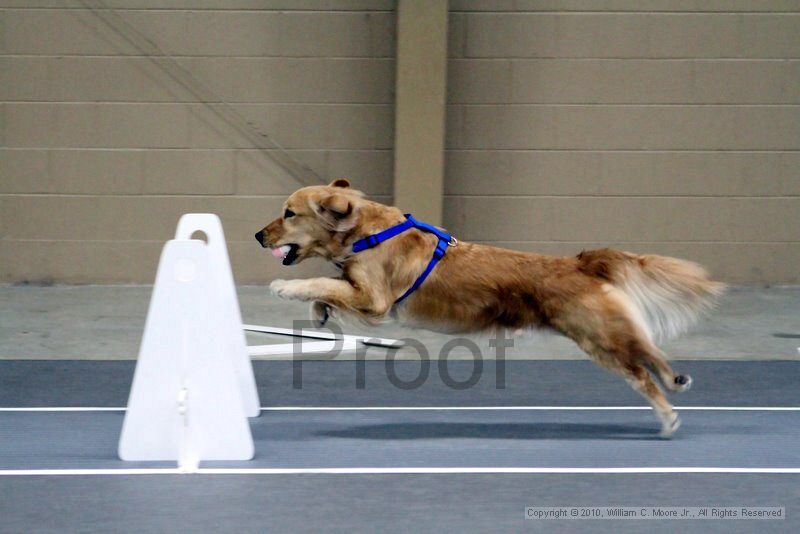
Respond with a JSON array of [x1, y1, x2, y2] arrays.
[[674, 374, 692, 392], [310, 301, 331, 328]]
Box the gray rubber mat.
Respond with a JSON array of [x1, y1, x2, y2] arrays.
[[1, 360, 799, 407], [0, 409, 798, 471], [1, 359, 798, 533]]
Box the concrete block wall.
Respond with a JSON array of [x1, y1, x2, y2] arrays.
[[0, 1, 395, 283], [445, 1, 800, 284], [2, 1, 799, 285]]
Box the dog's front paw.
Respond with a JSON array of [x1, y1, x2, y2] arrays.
[[270, 279, 301, 300]]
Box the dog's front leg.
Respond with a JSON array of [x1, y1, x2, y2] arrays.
[[270, 278, 336, 302], [270, 278, 391, 321]]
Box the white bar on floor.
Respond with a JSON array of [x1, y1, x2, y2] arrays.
[[243, 324, 403, 349], [0, 467, 799, 476], [1, 406, 799, 412], [256, 406, 800, 411]]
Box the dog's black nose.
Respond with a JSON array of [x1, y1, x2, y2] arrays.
[[255, 230, 265, 246]]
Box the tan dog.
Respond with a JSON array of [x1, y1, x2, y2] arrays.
[[255, 179, 725, 436]]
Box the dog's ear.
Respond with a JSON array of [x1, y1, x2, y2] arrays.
[[320, 193, 351, 218], [317, 193, 357, 231], [329, 178, 350, 188]]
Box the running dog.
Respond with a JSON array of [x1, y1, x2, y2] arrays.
[[255, 180, 725, 436]]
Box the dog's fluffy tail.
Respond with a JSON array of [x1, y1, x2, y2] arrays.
[[578, 248, 726, 342]]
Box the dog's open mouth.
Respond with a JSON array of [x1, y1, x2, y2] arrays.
[[271, 243, 301, 266]]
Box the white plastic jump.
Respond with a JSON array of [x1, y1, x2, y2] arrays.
[[118, 213, 401, 470]]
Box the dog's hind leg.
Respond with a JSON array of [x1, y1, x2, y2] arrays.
[[575, 337, 681, 438], [640, 345, 693, 394], [624, 364, 681, 437], [600, 282, 693, 394], [551, 286, 683, 437]]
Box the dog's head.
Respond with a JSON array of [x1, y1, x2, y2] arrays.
[[254, 179, 363, 265]]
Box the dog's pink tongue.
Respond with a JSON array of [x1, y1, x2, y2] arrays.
[[271, 245, 291, 259]]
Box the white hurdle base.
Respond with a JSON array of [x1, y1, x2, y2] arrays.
[[244, 324, 403, 357]]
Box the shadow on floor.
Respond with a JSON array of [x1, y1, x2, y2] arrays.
[[315, 422, 664, 441]]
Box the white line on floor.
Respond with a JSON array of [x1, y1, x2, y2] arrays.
[[0, 467, 799, 476], [261, 406, 800, 411], [0, 406, 799, 412], [0, 407, 125, 412]]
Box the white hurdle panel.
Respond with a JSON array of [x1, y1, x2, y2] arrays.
[[118, 231, 255, 470], [118, 213, 402, 470]]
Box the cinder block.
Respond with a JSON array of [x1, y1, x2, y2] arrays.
[[464, 13, 558, 58], [448, 59, 512, 104], [692, 60, 799, 103], [463, 13, 800, 58], [445, 150, 513, 193], [143, 150, 235, 194], [278, 12, 395, 58], [0, 195, 296, 242], [52, 57, 187, 102], [0, 150, 49, 193], [4, 103, 57, 148], [7, 103, 190, 149], [467, 59, 800, 104], [0, 149, 143, 195], [187, 104, 263, 150], [0, 57, 50, 101], [456, 105, 558, 150], [325, 150, 393, 195], [237, 149, 392, 196], [324, 104, 394, 150], [454, 105, 800, 150], [0, 239, 162, 284], [448, 13, 466, 58], [556, 14, 655, 58], [181, 57, 394, 104], [2, 1, 389, 8], [59, 103, 190, 148], [231, 105, 327, 150], [0, 104, 5, 146], [320, 59, 395, 104], [446, 151, 800, 196], [180, 10, 282, 56], [450, 1, 800, 12], [4, 8, 394, 57], [444, 104, 464, 151], [444, 196, 800, 242], [739, 14, 800, 57], [8, 8, 158, 55], [234, 149, 328, 195], [0, 10, 6, 56], [49, 150, 144, 194], [220, 104, 393, 150]]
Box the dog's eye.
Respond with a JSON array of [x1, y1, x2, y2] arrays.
[[284, 209, 295, 219]]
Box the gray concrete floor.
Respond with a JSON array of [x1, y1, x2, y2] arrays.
[[0, 284, 798, 360]]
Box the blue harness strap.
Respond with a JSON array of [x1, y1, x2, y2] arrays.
[[351, 214, 455, 304]]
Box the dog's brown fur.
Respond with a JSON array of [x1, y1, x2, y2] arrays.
[[256, 180, 725, 436]]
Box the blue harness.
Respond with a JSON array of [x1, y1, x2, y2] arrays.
[[351, 214, 456, 304]]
